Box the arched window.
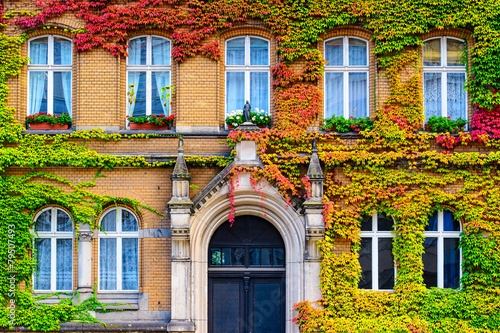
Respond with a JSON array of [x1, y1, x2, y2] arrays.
[[225, 36, 270, 120], [127, 36, 171, 119], [422, 210, 462, 289], [358, 212, 395, 290], [423, 37, 466, 122], [28, 36, 72, 116], [33, 207, 73, 291], [98, 207, 139, 291], [324, 36, 369, 119]]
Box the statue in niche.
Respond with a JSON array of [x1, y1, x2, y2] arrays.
[[243, 100, 252, 123]]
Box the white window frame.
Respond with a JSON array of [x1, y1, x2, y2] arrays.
[[324, 36, 369, 119], [33, 207, 74, 293], [359, 212, 396, 291], [224, 35, 271, 119], [423, 210, 462, 289], [423, 36, 467, 120], [27, 35, 73, 116], [126, 35, 171, 119], [98, 207, 139, 292]]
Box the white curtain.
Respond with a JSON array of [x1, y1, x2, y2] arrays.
[[29, 71, 47, 115], [101, 210, 117, 232], [54, 37, 72, 65], [424, 73, 442, 120], [153, 71, 171, 116], [61, 72, 72, 116], [36, 209, 51, 232], [325, 72, 344, 118], [152, 37, 171, 66], [250, 37, 269, 66], [226, 38, 245, 66], [34, 238, 51, 290], [121, 210, 138, 232], [56, 239, 73, 290], [226, 72, 245, 114], [100, 238, 117, 290], [56, 209, 72, 232], [30, 38, 48, 65], [447, 73, 466, 120], [127, 72, 143, 117], [122, 238, 139, 290], [348, 38, 367, 66], [250, 72, 269, 113], [349, 72, 368, 118], [129, 37, 146, 65]]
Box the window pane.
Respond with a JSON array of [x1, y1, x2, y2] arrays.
[[222, 248, 232, 266], [122, 210, 138, 232], [129, 37, 147, 65], [377, 213, 393, 231], [56, 239, 73, 290], [226, 72, 245, 115], [56, 209, 72, 232], [349, 38, 367, 66], [233, 247, 245, 266], [127, 71, 147, 117], [250, 37, 269, 66], [425, 212, 438, 231], [378, 238, 394, 289], [211, 248, 221, 265], [35, 209, 52, 232], [100, 238, 117, 290], [358, 238, 372, 289], [423, 39, 441, 66], [53, 72, 71, 116], [443, 210, 460, 231], [30, 38, 48, 65], [250, 72, 269, 113], [29, 71, 48, 115], [152, 37, 171, 66], [273, 248, 284, 266], [54, 37, 72, 65], [250, 248, 261, 265], [424, 73, 442, 120], [349, 72, 368, 118], [325, 38, 343, 66], [122, 238, 139, 290], [226, 37, 245, 65], [261, 248, 272, 266], [447, 73, 466, 121], [34, 238, 51, 290], [422, 237, 438, 288], [101, 210, 117, 232], [447, 39, 465, 67], [325, 72, 343, 118], [360, 215, 372, 231], [444, 238, 460, 289], [151, 71, 171, 116]]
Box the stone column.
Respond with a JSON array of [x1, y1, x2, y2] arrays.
[[77, 223, 94, 302], [167, 138, 195, 333], [303, 138, 325, 303]]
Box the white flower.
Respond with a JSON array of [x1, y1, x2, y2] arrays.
[[252, 117, 256, 121], [260, 116, 264, 119], [229, 116, 233, 119], [255, 107, 259, 111], [236, 110, 243, 115], [236, 116, 241, 119], [261, 109, 265, 114]]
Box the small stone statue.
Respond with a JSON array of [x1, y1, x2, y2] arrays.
[[243, 101, 252, 123]]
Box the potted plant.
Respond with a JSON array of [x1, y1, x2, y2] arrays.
[[26, 112, 72, 130], [127, 114, 175, 130], [251, 108, 271, 128], [425, 116, 467, 133], [128, 83, 174, 130], [225, 110, 245, 129], [321, 115, 373, 133]]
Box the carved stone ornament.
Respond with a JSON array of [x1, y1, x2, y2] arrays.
[[78, 231, 93, 242]]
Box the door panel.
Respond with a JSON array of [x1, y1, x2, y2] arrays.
[[209, 278, 244, 333], [251, 279, 285, 333]]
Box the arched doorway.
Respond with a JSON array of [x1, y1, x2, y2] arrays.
[[208, 215, 286, 333]]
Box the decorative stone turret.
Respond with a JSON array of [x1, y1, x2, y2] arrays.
[[167, 137, 195, 333], [303, 138, 325, 303]]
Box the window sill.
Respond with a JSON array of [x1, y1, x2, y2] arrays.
[[24, 128, 76, 135], [33, 291, 74, 305], [97, 292, 139, 310]]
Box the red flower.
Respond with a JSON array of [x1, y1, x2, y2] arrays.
[[326, 128, 330, 132], [448, 116, 451, 119]]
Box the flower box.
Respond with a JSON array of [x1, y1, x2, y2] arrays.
[[30, 122, 69, 130], [130, 123, 171, 130]]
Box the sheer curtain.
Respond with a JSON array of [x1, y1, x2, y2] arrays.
[[447, 73, 466, 120], [30, 38, 48, 65], [424, 73, 442, 120], [152, 37, 170, 66], [61, 72, 72, 116], [122, 238, 139, 290], [226, 38, 245, 65], [226, 72, 245, 113], [34, 238, 51, 290], [153, 71, 171, 116], [250, 72, 268, 113], [128, 37, 146, 65], [325, 73, 343, 118], [325, 39, 343, 66], [29, 72, 47, 115], [349, 72, 367, 118], [348, 38, 367, 66], [100, 238, 117, 290], [127, 72, 143, 117], [54, 37, 72, 65], [250, 38, 268, 66], [56, 239, 73, 290]]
